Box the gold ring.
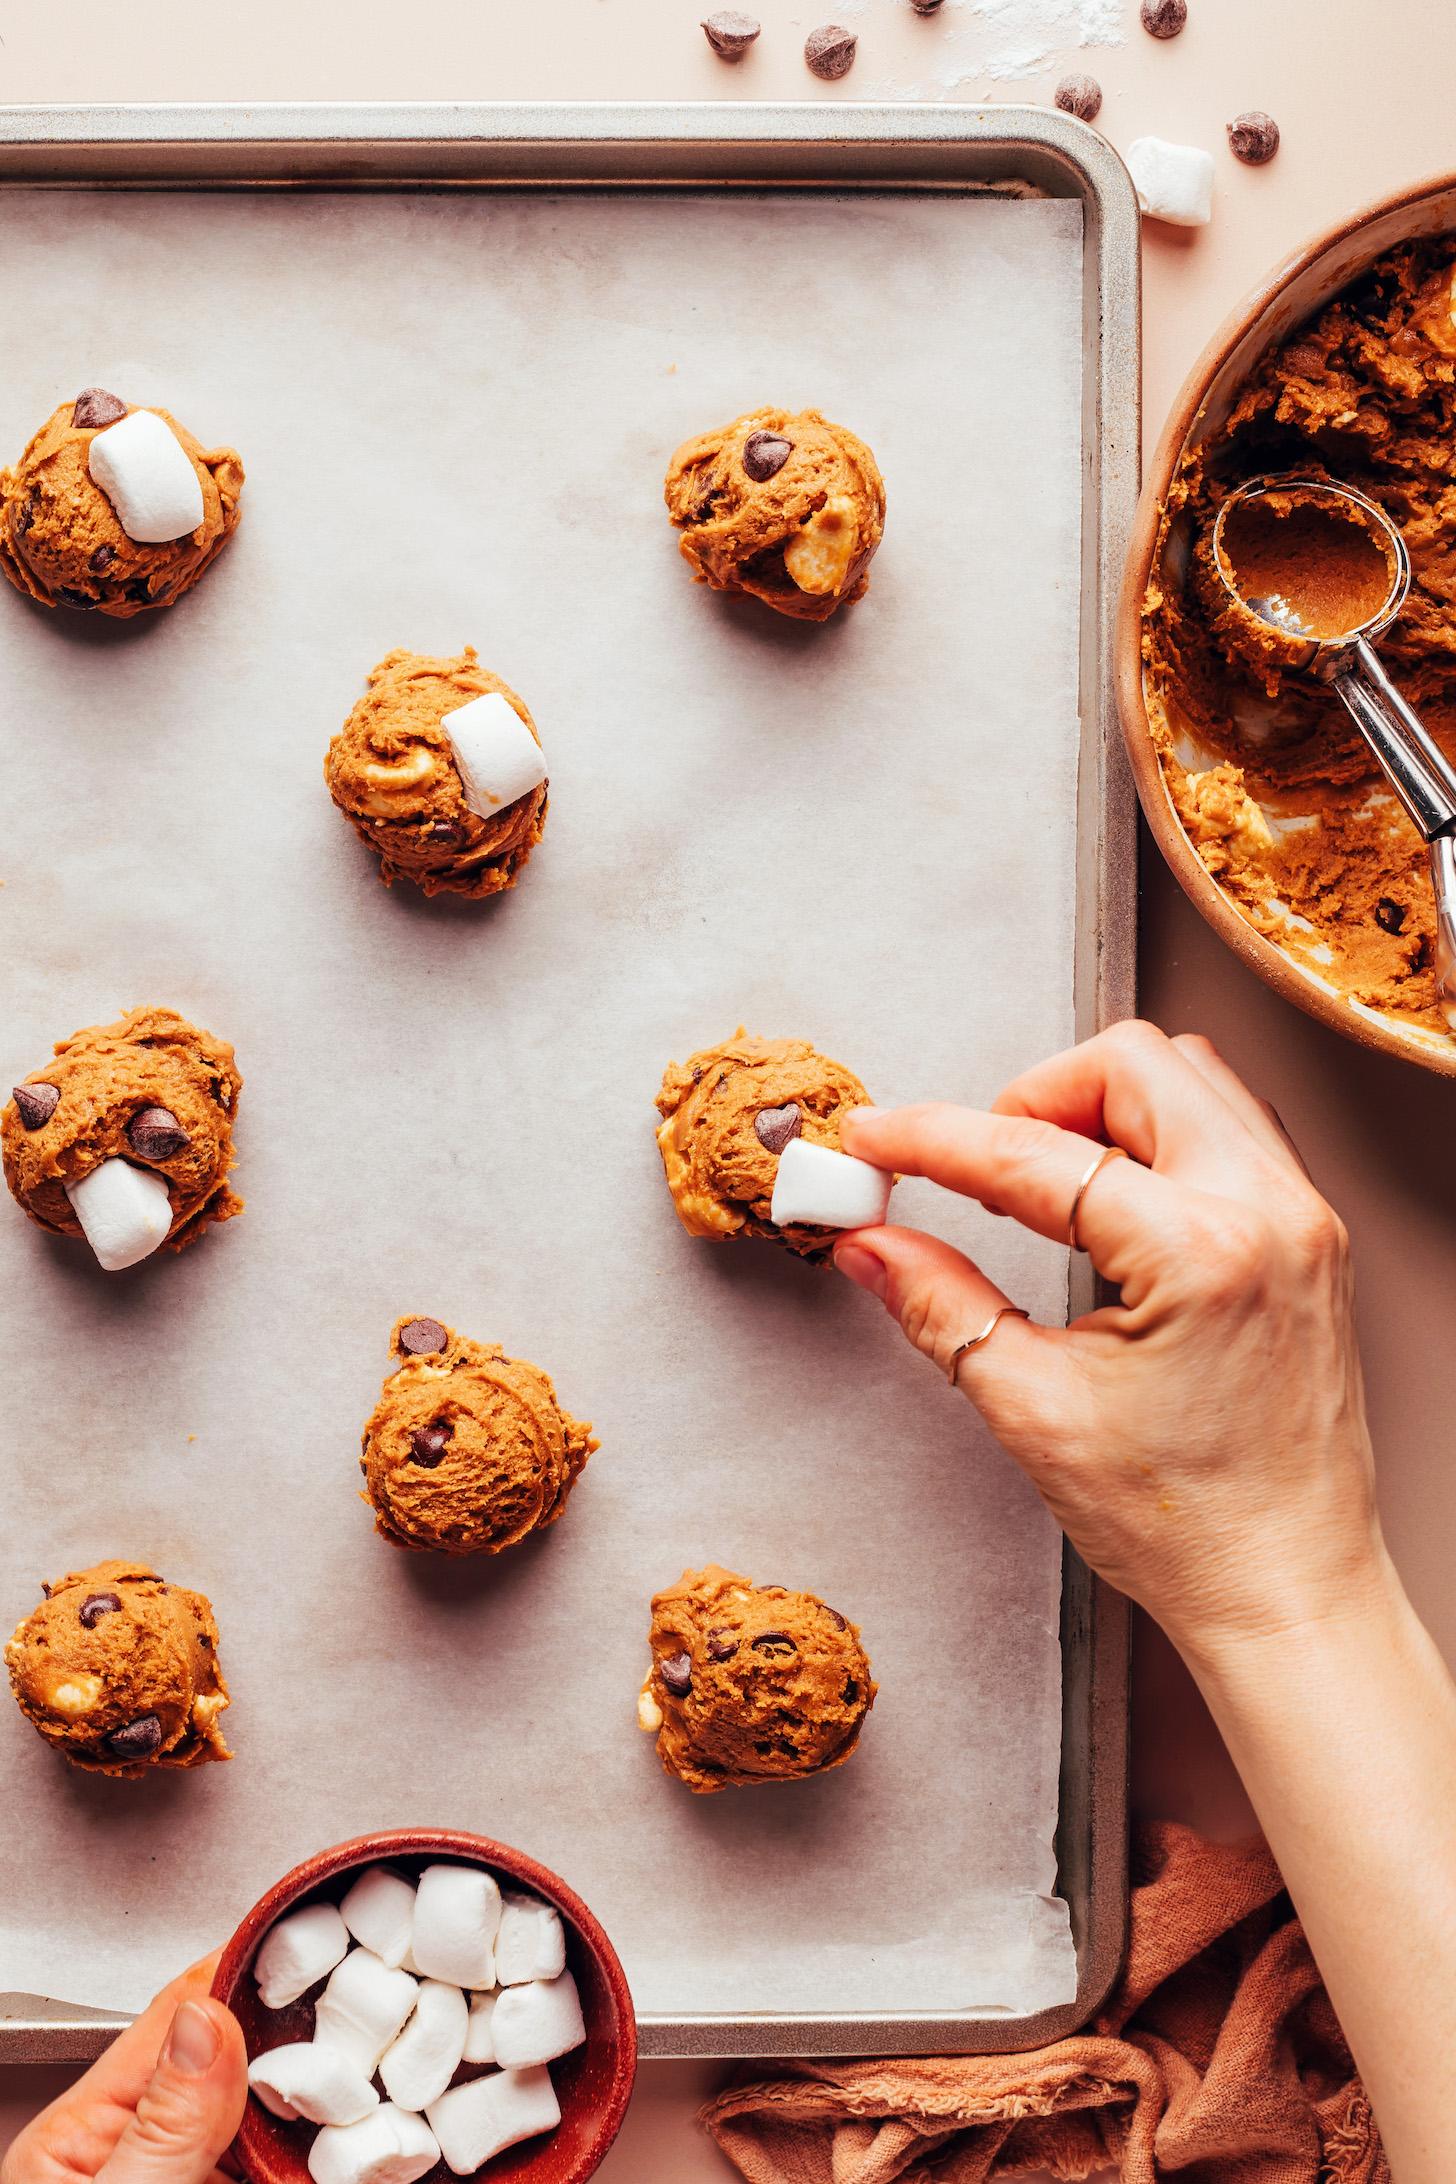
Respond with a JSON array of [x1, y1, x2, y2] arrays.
[[1068, 1143, 1128, 1251], [946, 1306, 1030, 1384]]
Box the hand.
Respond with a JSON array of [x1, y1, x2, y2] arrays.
[[4, 1958, 247, 2184], [834, 1019, 1388, 1664]]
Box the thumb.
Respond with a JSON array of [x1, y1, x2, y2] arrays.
[[97, 1999, 248, 2184]]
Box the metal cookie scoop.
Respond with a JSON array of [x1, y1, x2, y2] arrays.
[[1211, 473, 1456, 1023]]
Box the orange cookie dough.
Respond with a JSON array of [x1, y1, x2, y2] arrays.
[[655, 1030, 869, 1262], [664, 406, 885, 622], [1144, 241, 1456, 1029], [5, 1559, 231, 1777], [360, 1315, 597, 1555], [2, 1006, 243, 1255], [0, 389, 242, 617], [325, 648, 547, 900], [639, 1564, 875, 1794]]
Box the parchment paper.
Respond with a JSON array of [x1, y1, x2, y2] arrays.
[[0, 188, 1085, 2027]]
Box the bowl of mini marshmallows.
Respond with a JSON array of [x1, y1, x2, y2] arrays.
[[212, 1829, 636, 2184]]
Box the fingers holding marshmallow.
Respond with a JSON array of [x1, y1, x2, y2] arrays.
[[769, 1138, 893, 1232], [87, 409, 206, 542]]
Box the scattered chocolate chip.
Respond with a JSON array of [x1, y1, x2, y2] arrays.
[[428, 820, 467, 847], [1375, 897, 1407, 934], [79, 1591, 123, 1628], [1139, 0, 1185, 32], [72, 388, 128, 431], [55, 587, 98, 611], [660, 1652, 693, 1697], [804, 23, 857, 78], [89, 543, 117, 574], [16, 496, 37, 536], [754, 1104, 802, 1155], [702, 9, 760, 56], [410, 1421, 453, 1467], [398, 1317, 448, 1356], [107, 1714, 162, 1759], [751, 1631, 798, 1658], [842, 1677, 859, 1704], [40, 1581, 52, 1599], [127, 1106, 190, 1161], [1227, 111, 1279, 164], [909, 0, 944, 11], [1054, 72, 1103, 121], [742, 429, 793, 483], [826, 1607, 848, 1630], [198, 1632, 212, 1648], [12, 1082, 59, 1131], [706, 1627, 739, 1661]]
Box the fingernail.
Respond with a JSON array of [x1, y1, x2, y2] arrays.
[[163, 2000, 221, 2078], [833, 1243, 886, 1298]]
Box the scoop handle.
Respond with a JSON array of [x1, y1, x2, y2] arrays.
[[1332, 640, 1456, 840]]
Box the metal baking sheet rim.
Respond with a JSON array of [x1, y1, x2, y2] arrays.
[[0, 99, 1138, 2065]]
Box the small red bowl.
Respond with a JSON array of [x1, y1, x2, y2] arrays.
[[212, 1830, 636, 2184]]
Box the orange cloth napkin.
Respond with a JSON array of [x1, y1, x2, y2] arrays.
[[700, 1821, 1388, 2183]]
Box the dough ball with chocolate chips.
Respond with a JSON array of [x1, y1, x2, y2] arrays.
[[5, 1559, 231, 1777], [655, 1029, 870, 1260], [325, 648, 548, 900], [0, 388, 243, 618], [360, 1315, 597, 1555], [2, 1005, 243, 1261], [664, 406, 885, 621], [639, 1565, 875, 1794]]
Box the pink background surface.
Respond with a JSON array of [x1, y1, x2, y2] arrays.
[[4, 3, 1455, 2177]]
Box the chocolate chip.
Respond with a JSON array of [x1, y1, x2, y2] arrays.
[[428, 820, 466, 847], [398, 1317, 448, 1356], [805, 23, 857, 76], [127, 1107, 190, 1161], [72, 388, 128, 430], [16, 496, 37, 536], [754, 1104, 802, 1155], [89, 544, 116, 574], [79, 1591, 123, 1628], [706, 1627, 738, 1661], [842, 1677, 859, 1703], [1227, 111, 1280, 164], [909, 0, 944, 11], [751, 1631, 797, 1658], [742, 430, 793, 483], [660, 1652, 693, 1697], [107, 1714, 162, 1759], [12, 1082, 59, 1131], [702, 9, 760, 56], [826, 1607, 848, 1630], [410, 1421, 453, 1467], [1139, 0, 1185, 32], [124, 579, 153, 604], [1054, 73, 1103, 121], [56, 587, 97, 611], [1375, 897, 1407, 934]]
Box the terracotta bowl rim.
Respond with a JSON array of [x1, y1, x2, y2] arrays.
[[1117, 164, 1456, 1078], [211, 1826, 638, 2184]]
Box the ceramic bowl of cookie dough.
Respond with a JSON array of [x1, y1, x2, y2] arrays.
[[212, 1829, 636, 2184], [1118, 169, 1456, 1077]]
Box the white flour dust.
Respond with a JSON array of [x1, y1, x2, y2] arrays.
[[808, 0, 1126, 101]]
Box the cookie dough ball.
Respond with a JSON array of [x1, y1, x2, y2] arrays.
[[2, 1005, 243, 1262], [639, 1565, 875, 1794], [0, 389, 243, 617], [360, 1315, 597, 1555], [5, 1559, 231, 1776], [664, 406, 885, 622], [325, 648, 548, 899], [655, 1029, 869, 1261]]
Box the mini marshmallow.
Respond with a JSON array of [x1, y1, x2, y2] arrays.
[[65, 1159, 173, 1273], [313, 1949, 419, 2076], [494, 1891, 566, 1987], [410, 1863, 501, 1990], [769, 1137, 892, 1233], [461, 1990, 499, 2066], [339, 1865, 417, 1969], [441, 692, 547, 820], [307, 2105, 439, 2184], [1125, 136, 1215, 228], [426, 2068, 561, 2175], [248, 2043, 379, 2127], [87, 408, 205, 543], [378, 1979, 468, 2112], [489, 1970, 586, 2070], [254, 1902, 352, 2009]]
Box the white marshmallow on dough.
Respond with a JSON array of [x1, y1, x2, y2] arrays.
[[489, 1970, 586, 2069], [426, 2068, 561, 2175], [339, 1866, 417, 1969], [494, 1892, 566, 1987], [86, 408, 205, 543], [441, 693, 547, 820], [1125, 137, 1215, 227], [410, 1864, 501, 1989], [307, 2105, 439, 2184], [377, 1979, 468, 2112], [247, 2043, 379, 2127], [769, 1137, 892, 1232], [313, 1949, 419, 2076], [253, 1902, 352, 2010], [65, 1159, 172, 1273], [461, 1989, 499, 2066]]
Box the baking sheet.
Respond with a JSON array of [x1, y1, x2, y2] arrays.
[[0, 185, 1084, 2029]]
